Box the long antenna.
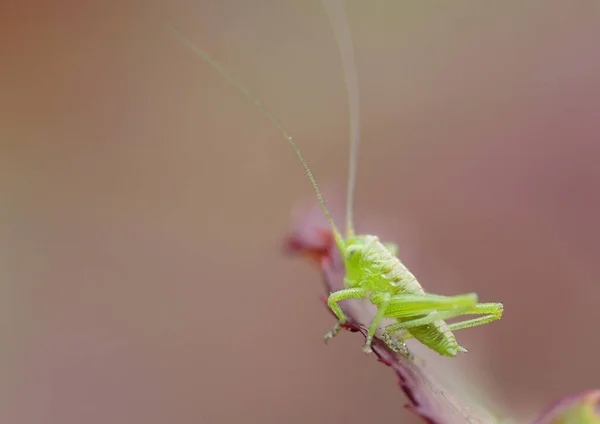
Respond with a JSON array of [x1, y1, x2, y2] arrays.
[[322, 0, 360, 238], [166, 24, 345, 251]]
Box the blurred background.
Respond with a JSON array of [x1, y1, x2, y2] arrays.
[[1, 1, 600, 423]]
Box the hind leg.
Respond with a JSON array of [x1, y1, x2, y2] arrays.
[[366, 292, 477, 352], [384, 302, 503, 335], [441, 302, 503, 331]]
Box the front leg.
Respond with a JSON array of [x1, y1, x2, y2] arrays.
[[324, 287, 368, 342]]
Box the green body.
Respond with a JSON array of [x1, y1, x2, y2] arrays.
[[326, 234, 503, 356]]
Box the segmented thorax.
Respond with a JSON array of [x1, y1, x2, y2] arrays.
[[344, 234, 423, 294]]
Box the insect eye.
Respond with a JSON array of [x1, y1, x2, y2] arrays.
[[346, 246, 361, 261]]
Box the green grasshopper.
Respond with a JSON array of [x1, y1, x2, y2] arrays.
[[167, 0, 503, 357]]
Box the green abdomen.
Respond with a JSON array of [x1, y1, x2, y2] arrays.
[[403, 320, 460, 357]]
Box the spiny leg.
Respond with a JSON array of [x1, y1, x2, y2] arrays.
[[370, 292, 476, 353], [364, 292, 416, 357], [384, 293, 478, 318], [371, 292, 478, 319], [364, 291, 481, 357], [384, 308, 473, 335], [324, 287, 368, 342], [443, 302, 503, 332], [383, 301, 503, 335], [363, 293, 391, 353]]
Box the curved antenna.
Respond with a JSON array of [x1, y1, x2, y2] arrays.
[[322, 0, 360, 238], [166, 24, 345, 251]]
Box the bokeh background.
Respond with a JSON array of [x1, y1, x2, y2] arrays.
[[2, 1, 600, 423]]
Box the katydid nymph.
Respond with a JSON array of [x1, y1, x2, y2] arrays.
[[167, 0, 503, 358]]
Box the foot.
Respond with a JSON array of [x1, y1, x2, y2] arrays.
[[323, 322, 342, 343], [362, 336, 373, 353], [382, 333, 402, 352], [383, 333, 413, 359]]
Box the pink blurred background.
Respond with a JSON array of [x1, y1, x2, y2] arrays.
[[1, 1, 599, 423]]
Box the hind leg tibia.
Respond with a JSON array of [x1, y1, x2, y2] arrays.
[[444, 302, 503, 331]]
